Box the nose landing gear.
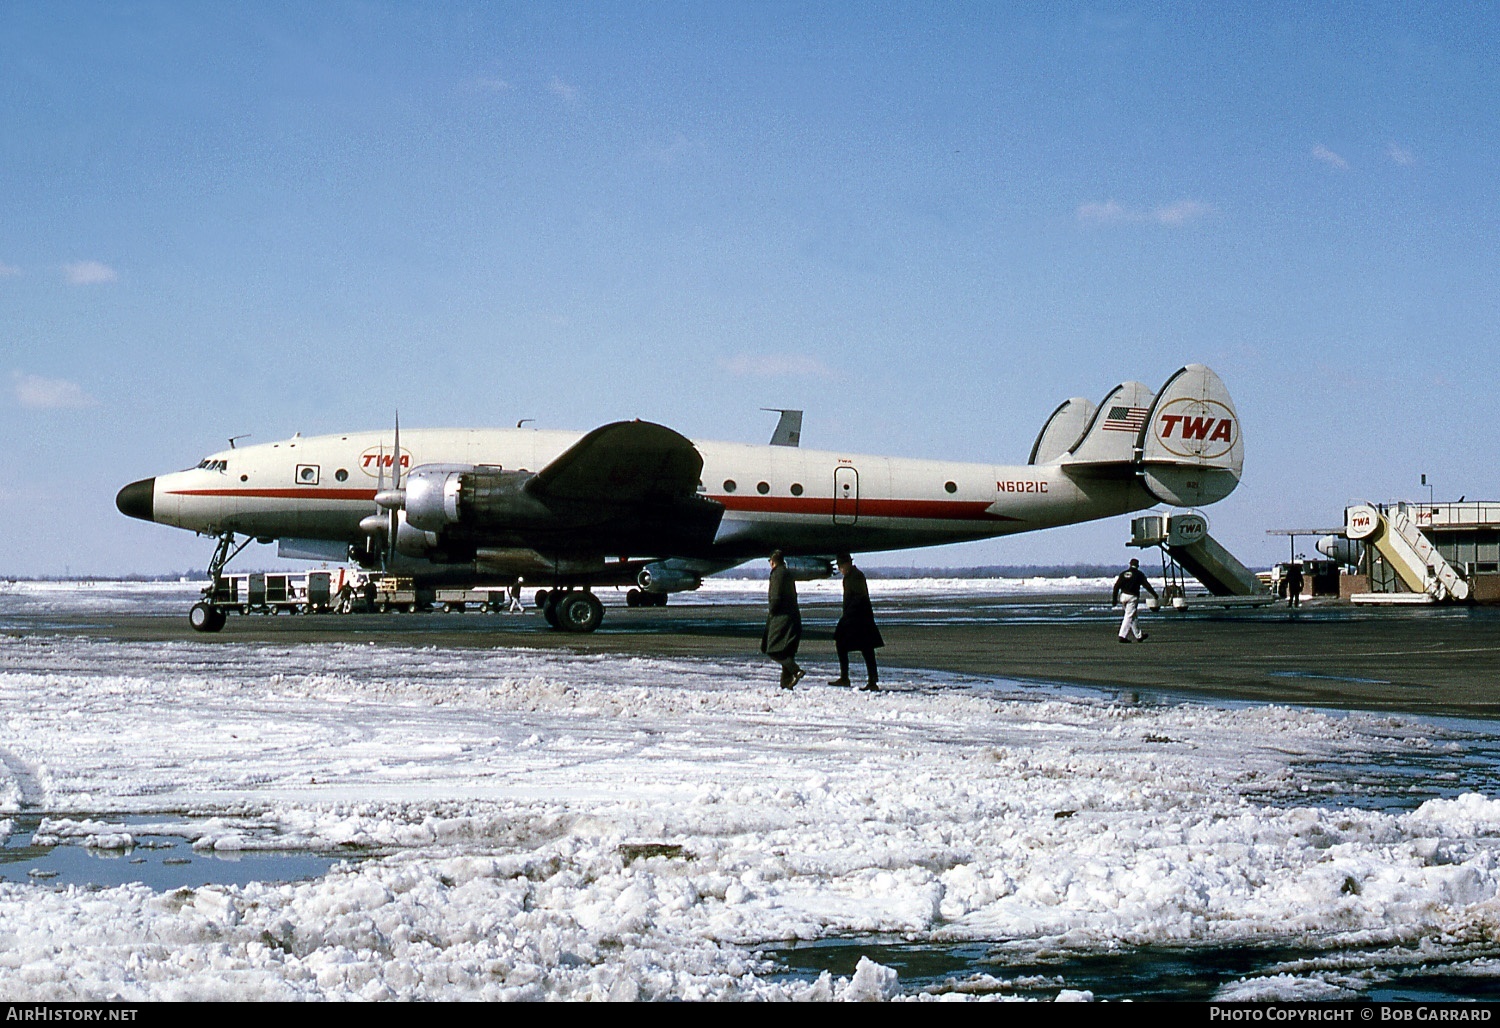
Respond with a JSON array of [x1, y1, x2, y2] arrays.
[[188, 531, 251, 633], [189, 601, 227, 633]]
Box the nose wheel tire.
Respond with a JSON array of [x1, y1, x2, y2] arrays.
[[189, 602, 226, 633]]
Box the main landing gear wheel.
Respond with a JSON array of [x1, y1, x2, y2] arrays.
[[189, 602, 226, 633], [556, 592, 604, 633]]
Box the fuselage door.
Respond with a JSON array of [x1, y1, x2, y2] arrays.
[[833, 465, 859, 525]]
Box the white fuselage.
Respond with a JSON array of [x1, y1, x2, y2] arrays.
[[143, 427, 1155, 560]]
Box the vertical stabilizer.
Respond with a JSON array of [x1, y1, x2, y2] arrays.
[[1138, 364, 1242, 506], [763, 409, 803, 447], [1061, 382, 1155, 467], [1028, 397, 1097, 465]]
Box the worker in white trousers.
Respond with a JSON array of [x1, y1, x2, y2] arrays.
[[1112, 558, 1159, 643]]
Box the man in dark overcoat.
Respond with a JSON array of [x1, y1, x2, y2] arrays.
[[829, 553, 883, 691], [761, 550, 805, 689], [1285, 561, 1304, 608]]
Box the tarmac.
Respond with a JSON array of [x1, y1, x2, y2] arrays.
[[13, 593, 1500, 719]]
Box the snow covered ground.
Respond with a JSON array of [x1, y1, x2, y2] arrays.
[[0, 574, 1117, 616], [4, 583, 1500, 1001]]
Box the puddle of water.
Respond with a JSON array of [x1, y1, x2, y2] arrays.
[[1269, 670, 1393, 684], [764, 937, 1500, 1001], [0, 814, 358, 890]]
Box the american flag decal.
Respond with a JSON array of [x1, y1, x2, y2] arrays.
[[1102, 406, 1149, 432]]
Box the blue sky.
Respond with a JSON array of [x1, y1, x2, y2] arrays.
[[3, 2, 1496, 576]]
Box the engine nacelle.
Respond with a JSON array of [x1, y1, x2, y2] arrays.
[[1316, 534, 1363, 569], [404, 464, 547, 532], [403, 464, 478, 532], [394, 517, 441, 558], [783, 556, 834, 581], [637, 563, 702, 594]]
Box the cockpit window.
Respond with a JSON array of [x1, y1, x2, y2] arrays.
[[196, 459, 229, 472]]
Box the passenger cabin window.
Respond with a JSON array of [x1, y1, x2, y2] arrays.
[[790, 483, 804, 496], [757, 482, 770, 495], [335, 469, 348, 482], [723, 480, 737, 493], [296, 464, 320, 485], [945, 481, 957, 494]]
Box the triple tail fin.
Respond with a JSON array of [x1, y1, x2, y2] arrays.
[[1046, 364, 1243, 507], [1028, 397, 1096, 465], [1055, 381, 1155, 473], [1136, 363, 1242, 506]]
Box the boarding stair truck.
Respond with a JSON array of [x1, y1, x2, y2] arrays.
[[1345, 503, 1469, 603], [1130, 513, 1275, 609]]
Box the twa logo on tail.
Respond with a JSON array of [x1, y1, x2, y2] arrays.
[[1152, 399, 1235, 459]]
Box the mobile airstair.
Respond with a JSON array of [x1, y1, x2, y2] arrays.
[[1344, 503, 1469, 603], [1130, 513, 1275, 609]]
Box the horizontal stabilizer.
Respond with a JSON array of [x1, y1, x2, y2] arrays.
[[1138, 364, 1242, 506], [1028, 397, 1096, 465], [1060, 381, 1155, 470]]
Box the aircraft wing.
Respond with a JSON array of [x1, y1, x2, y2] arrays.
[[525, 420, 705, 504]]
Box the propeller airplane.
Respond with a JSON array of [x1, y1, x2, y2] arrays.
[[116, 364, 1243, 633]]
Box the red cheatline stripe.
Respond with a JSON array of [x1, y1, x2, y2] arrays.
[[166, 489, 1022, 522], [713, 496, 1018, 522], [166, 488, 378, 501]]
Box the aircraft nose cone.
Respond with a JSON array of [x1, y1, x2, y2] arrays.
[[116, 478, 156, 522]]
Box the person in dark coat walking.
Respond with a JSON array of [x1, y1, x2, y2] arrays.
[[761, 550, 805, 689], [829, 553, 883, 691], [1285, 561, 1304, 608]]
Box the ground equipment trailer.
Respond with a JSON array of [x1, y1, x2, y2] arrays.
[[187, 571, 515, 630], [190, 570, 340, 630]]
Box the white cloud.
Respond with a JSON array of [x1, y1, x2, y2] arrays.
[[12, 371, 97, 410], [1152, 199, 1215, 226], [0, 262, 19, 278], [548, 76, 579, 103], [718, 354, 835, 380], [1077, 200, 1140, 225], [1077, 199, 1214, 226], [463, 74, 512, 94], [1386, 142, 1416, 166], [1312, 145, 1349, 170], [63, 260, 118, 285]]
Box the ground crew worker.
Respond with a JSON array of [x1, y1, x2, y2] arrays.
[[1112, 558, 1158, 643], [1285, 562, 1304, 608], [829, 553, 883, 691]]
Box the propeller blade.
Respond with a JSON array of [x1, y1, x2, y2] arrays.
[[392, 411, 401, 490], [387, 413, 400, 563]]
